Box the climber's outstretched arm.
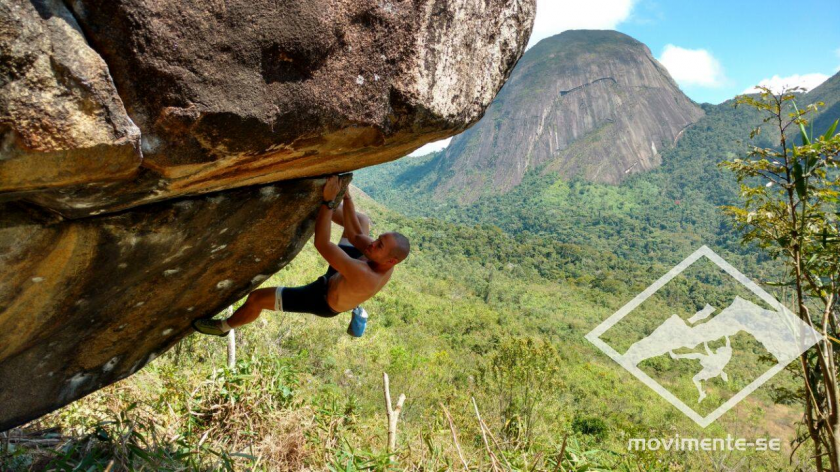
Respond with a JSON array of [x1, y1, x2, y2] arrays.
[[332, 202, 371, 236], [332, 202, 346, 226], [314, 177, 365, 277], [342, 190, 374, 251]]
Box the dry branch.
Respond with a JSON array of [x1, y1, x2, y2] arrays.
[[383, 373, 406, 461], [440, 402, 469, 471]]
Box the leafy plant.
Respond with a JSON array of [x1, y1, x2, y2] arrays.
[[479, 336, 564, 449], [721, 86, 840, 472]]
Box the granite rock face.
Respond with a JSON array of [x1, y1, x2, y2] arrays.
[[428, 30, 705, 202], [0, 0, 141, 195], [8, 0, 536, 217], [0, 0, 534, 430]]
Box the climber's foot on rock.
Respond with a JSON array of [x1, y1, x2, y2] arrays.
[[192, 318, 230, 337]]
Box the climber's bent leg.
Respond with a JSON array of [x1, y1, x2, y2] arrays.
[[193, 277, 340, 337], [226, 287, 276, 328], [192, 287, 276, 336], [276, 276, 340, 318]]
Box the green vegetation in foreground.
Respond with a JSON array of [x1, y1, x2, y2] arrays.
[[5, 192, 809, 471]]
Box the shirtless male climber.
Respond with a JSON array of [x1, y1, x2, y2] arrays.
[[192, 175, 410, 337]]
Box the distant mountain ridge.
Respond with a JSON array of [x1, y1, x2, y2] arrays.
[[420, 30, 705, 202]]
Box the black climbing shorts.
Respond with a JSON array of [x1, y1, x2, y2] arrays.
[[275, 242, 363, 318], [275, 276, 340, 318]]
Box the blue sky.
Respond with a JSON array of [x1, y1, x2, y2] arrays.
[[618, 0, 840, 104], [412, 0, 840, 155]]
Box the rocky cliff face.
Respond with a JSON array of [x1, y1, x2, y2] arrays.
[[427, 30, 704, 202], [0, 0, 534, 430]]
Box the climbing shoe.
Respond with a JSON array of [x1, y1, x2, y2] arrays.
[[347, 306, 368, 337], [192, 318, 230, 337]]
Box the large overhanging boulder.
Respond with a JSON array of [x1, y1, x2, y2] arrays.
[[5, 0, 535, 217], [0, 0, 534, 430]]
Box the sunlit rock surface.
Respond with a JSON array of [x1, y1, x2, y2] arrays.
[[0, 0, 534, 430], [0, 0, 141, 195], [12, 0, 536, 216]]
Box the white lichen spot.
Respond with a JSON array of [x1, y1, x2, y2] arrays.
[[187, 306, 195, 312], [162, 328, 174, 336], [210, 244, 227, 254], [117, 324, 127, 331], [216, 279, 233, 290], [61, 372, 93, 401], [255, 257, 262, 262], [356, 75, 365, 85], [118, 263, 128, 269], [164, 268, 180, 276], [141, 134, 162, 154], [174, 200, 194, 210], [31, 277, 44, 283], [163, 245, 193, 263], [74, 298, 88, 306], [134, 301, 145, 307], [102, 356, 120, 373], [251, 274, 269, 285], [208, 195, 225, 204], [89, 210, 105, 216], [219, 228, 228, 235]]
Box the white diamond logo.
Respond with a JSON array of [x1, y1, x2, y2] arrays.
[[585, 245, 823, 427]]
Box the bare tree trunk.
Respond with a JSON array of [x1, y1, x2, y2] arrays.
[[226, 306, 236, 369], [472, 397, 502, 472], [383, 372, 406, 462]]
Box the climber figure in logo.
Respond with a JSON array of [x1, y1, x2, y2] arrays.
[[193, 175, 410, 338], [669, 336, 733, 403]]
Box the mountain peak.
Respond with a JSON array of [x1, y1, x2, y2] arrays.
[[535, 29, 646, 48], [423, 30, 704, 202]]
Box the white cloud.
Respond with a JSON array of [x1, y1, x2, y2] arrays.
[[409, 137, 452, 157], [742, 73, 829, 94], [527, 0, 636, 49], [658, 45, 726, 88]]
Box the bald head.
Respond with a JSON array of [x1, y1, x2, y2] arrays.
[[387, 232, 410, 262]]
